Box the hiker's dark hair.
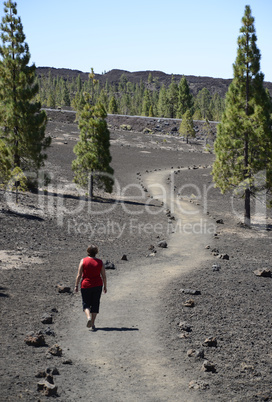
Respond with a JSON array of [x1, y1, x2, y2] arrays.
[[87, 245, 98, 257]]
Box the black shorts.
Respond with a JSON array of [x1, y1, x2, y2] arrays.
[[81, 286, 103, 313]]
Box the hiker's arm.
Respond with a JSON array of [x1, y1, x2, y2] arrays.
[[74, 260, 83, 292], [101, 264, 107, 293]]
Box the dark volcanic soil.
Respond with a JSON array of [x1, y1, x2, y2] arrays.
[[0, 111, 272, 401]]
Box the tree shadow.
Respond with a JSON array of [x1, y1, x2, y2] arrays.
[[1, 208, 44, 221], [0, 286, 9, 297], [36, 191, 158, 208], [94, 327, 139, 332]]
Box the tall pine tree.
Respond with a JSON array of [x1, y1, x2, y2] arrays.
[[72, 92, 114, 197], [212, 5, 272, 226], [177, 76, 193, 118], [0, 1, 50, 176]]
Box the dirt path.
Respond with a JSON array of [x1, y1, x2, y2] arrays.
[[60, 170, 212, 401]]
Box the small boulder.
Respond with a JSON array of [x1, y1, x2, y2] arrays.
[[48, 344, 62, 357], [183, 299, 195, 307], [178, 321, 192, 332], [24, 332, 45, 347], [187, 348, 205, 359], [158, 240, 167, 248], [57, 285, 71, 294], [37, 380, 58, 396], [219, 254, 229, 260], [41, 313, 53, 325], [121, 254, 128, 261], [62, 359, 73, 365], [253, 268, 271, 277], [201, 360, 216, 373], [180, 288, 201, 295], [216, 219, 224, 224], [212, 264, 221, 271], [104, 260, 116, 270], [203, 337, 217, 347]]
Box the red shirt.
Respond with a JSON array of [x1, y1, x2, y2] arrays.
[[81, 257, 103, 288]]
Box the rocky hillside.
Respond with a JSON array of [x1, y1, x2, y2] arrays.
[[36, 67, 272, 98]]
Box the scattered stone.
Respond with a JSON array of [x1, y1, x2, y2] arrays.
[[216, 219, 224, 224], [205, 245, 211, 249], [178, 321, 192, 332], [180, 288, 201, 295], [253, 268, 271, 277], [158, 240, 167, 248], [41, 313, 53, 324], [177, 333, 189, 339], [148, 245, 155, 251], [219, 254, 229, 260], [62, 359, 73, 365], [35, 371, 46, 378], [24, 332, 45, 347], [37, 380, 58, 396], [43, 327, 55, 336], [48, 344, 62, 357], [52, 367, 60, 375], [104, 260, 116, 269], [46, 374, 54, 384], [183, 299, 195, 307], [212, 264, 221, 271], [187, 348, 205, 359], [121, 254, 128, 261], [148, 252, 156, 257], [188, 380, 209, 390], [201, 360, 216, 373], [57, 285, 71, 294], [203, 337, 217, 347]]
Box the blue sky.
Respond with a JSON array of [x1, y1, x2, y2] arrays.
[[2, 0, 272, 81]]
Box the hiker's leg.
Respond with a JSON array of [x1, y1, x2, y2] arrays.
[[84, 308, 91, 320], [91, 312, 97, 326]]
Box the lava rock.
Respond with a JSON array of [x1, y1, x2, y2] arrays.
[[253, 268, 271, 277], [37, 380, 58, 396], [41, 313, 53, 324], [48, 344, 62, 357], [180, 288, 201, 295], [203, 337, 217, 347], [57, 285, 71, 293], [201, 360, 216, 373], [104, 260, 116, 270], [158, 240, 167, 248], [24, 332, 45, 347], [178, 321, 192, 332]]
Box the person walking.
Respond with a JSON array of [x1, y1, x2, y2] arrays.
[[74, 245, 107, 330]]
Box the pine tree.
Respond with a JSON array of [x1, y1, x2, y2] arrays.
[[157, 84, 167, 117], [179, 110, 195, 143], [212, 5, 272, 226], [0, 1, 50, 175], [108, 95, 118, 114], [141, 89, 151, 116], [72, 93, 114, 197], [196, 88, 212, 120], [166, 75, 178, 118], [177, 76, 193, 118]]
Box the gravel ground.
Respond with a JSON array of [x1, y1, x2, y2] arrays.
[[0, 112, 271, 401]]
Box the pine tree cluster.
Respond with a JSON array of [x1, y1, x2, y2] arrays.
[[35, 71, 225, 122]]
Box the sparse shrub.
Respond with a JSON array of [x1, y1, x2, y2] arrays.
[[143, 127, 153, 134], [120, 124, 132, 131]]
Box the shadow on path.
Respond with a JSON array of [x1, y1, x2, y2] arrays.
[[94, 327, 139, 332]]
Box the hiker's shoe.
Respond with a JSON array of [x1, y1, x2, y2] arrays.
[[87, 319, 92, 328]]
